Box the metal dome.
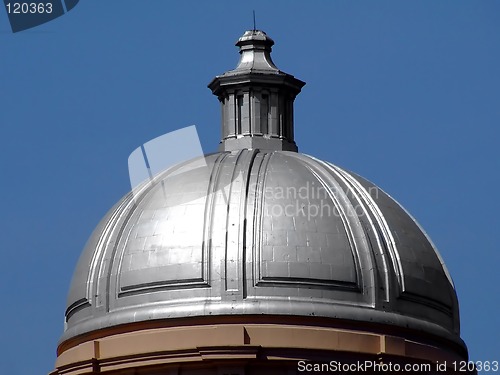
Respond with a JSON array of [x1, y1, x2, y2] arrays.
[[60, 30, 464, 353], [63, 149, 461, 348]]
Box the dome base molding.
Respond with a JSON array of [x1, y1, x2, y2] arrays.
[[51, 316, 470, 375]]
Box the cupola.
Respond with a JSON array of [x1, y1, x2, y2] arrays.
[[208, 30, 305, 152]]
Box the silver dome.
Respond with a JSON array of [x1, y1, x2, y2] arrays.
[[63, 149, 461, 348], [61, 30, 464, 355]]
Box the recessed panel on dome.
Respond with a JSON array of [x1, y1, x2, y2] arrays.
[[254, 153, 359, 289], [114, 166, 210, 299]]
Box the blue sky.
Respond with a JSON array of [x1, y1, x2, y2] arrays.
[[0, 1, 498, 374]]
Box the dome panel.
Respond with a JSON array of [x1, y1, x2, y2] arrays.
[[331, 166, 459, 331], [258, 152, 358, 287], [117, 178, 209, 295]]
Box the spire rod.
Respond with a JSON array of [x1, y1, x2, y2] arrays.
[[253, 10, 256, 31]]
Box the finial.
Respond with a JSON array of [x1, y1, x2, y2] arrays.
[[253, 10, 256, 31]]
